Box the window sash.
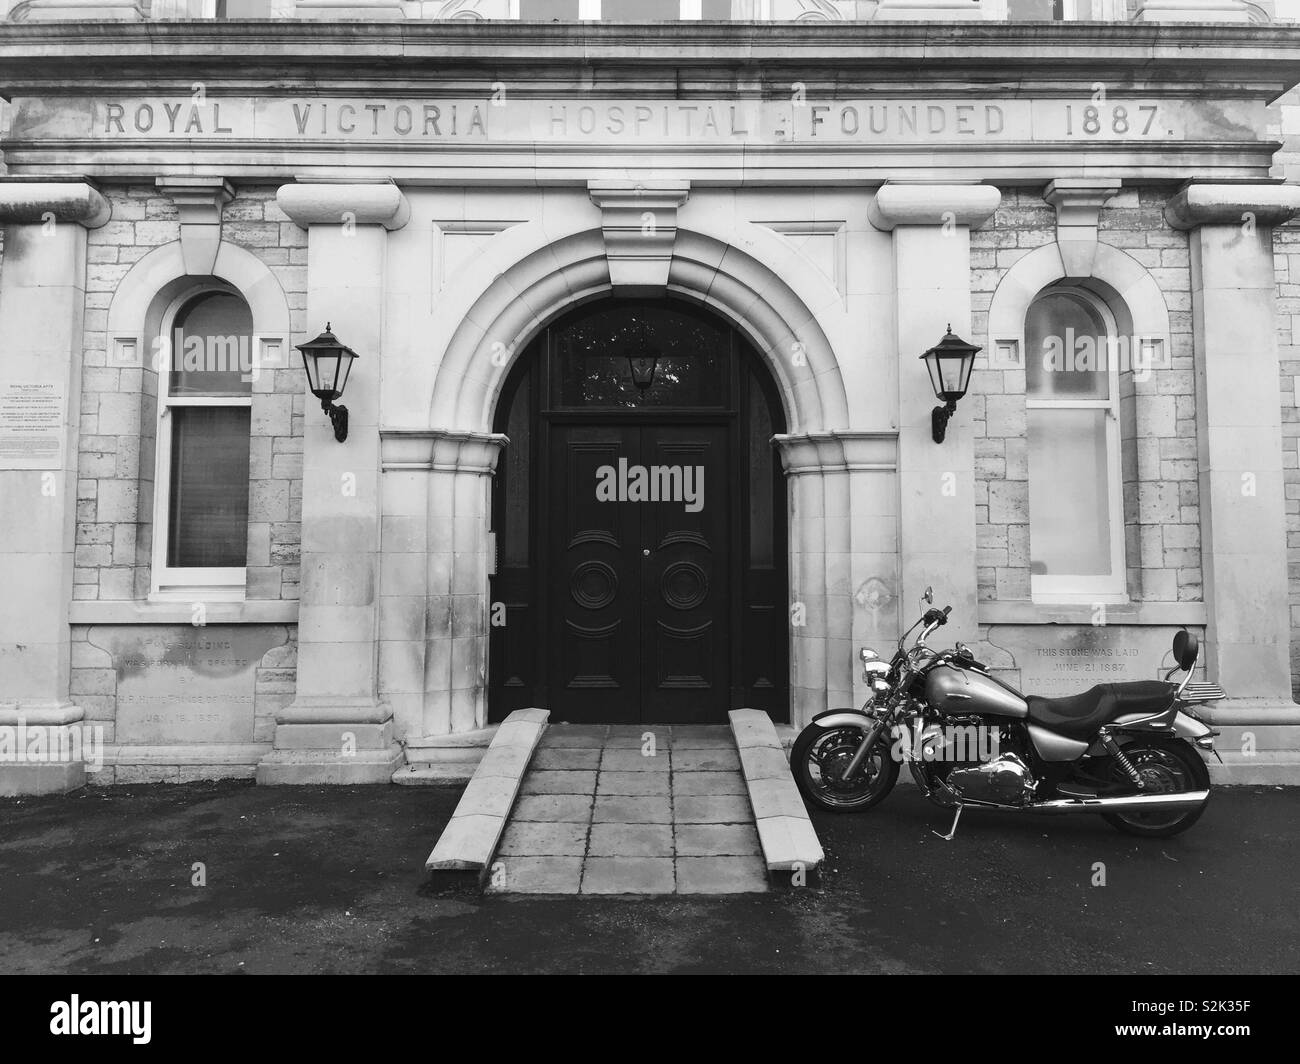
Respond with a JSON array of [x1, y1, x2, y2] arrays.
[[150, 289, 254, 601], [1025, 294, 1126, 604]]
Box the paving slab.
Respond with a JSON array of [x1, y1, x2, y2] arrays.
[[581, 857, 676, 894], [588, 823, 674, 857], [672, 770, 747, 796], [537, 732, 607, 749], [486, 856, 584, 894], [673, 748, 743, 772], [593, 794, 672, 824], [519, 770, 599, 795], [674, 823, 762, 857], [673, 794, 752, 823], [600, 749, 671, 772], [531, 748, 602, 770], [511, 793, 593, 823], [596, 771, 671, 796], [496, 821, 590, 857], [675, 855, 769, 894]]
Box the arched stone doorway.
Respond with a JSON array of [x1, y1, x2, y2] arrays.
[[488, 297, 789, 724]]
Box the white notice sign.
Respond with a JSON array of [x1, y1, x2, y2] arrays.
[[0, 381, 66, 470]]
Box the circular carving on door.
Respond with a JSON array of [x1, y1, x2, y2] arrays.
[[661, 562, 709, 610], [570, 561, 618, 610]]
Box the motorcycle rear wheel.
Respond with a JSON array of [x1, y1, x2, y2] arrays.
[[790, 723, 899, 812], [1101, 736, 1210, 838]]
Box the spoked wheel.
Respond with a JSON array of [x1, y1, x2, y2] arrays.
[[790, 723, 899, 812], [1101, 737, 1210, 838]]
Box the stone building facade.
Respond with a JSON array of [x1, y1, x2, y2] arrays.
[[1, 7, 1299, 792]]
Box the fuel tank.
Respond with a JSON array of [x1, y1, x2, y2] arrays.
[[925, 663, 1028, 719]]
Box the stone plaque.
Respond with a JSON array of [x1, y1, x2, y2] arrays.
[[0, 381, 66, 470], [990, 624, 1190, 699], [88, 626, 288, 745]]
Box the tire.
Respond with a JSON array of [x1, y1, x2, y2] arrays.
[[1101, 736, 1211, 838], [790, 722, 900, 813]]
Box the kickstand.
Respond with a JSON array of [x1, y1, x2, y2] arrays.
[[933, 803, 964, 841]]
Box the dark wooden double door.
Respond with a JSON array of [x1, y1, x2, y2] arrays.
[[489, 299, 788, 725]]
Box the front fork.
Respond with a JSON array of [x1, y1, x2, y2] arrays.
[[841, 717, 890, 782]]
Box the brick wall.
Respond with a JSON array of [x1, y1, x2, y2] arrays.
[[970, 186, 1202, 604], [76, 185, 306, 602]]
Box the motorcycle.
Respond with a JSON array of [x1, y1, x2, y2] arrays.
[[791, 587, 1224, 839]]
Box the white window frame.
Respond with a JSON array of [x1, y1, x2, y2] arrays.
[[512, 0, 706, 17], [1025, 288, 1127, 605], [149, 285, 252, 602]]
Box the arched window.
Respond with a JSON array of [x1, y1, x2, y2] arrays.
[[151, 288, 254, 598], [1024, 286, 1126, 602]]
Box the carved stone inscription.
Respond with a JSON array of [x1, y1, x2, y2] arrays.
[[88, 625, 288, 744]]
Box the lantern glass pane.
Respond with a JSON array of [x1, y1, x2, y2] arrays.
[[315, 353, 341, 395], [336, 351, 355, 396]]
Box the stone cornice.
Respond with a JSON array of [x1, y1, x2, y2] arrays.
[[1, 23, 1299, 96]]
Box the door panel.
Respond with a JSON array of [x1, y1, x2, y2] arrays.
[[639, 425, 729, 722], [548, 425, 641, 723]]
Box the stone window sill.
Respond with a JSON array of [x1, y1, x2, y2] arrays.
[[68, 601, 299, 625], [978, 601, 1207, 626]]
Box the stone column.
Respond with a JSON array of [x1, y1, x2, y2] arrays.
[[869, 183, 1000, 651], [257, 182, 409, 784], [1166, 183, 1300, 701], [0, 180, 110, 795]]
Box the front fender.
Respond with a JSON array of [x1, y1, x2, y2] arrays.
[[811, 707, 878, 732]]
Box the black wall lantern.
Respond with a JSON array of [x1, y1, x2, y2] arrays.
[[297, 322, 358, 443], [628, 346, 659, 390], [921, 325, 980, 444]]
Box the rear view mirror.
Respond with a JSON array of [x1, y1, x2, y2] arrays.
[[1173, 629, 1199, 672], [923, 586, 933, 604]]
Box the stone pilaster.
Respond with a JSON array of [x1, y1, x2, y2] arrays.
[[774, 431, 899, 726], [378, 430, 507, 739], [0, 180, 111, 795], [870, 182, 1000, 650], [1166, 182, 1300, 702], [257, 181, 408, 784]]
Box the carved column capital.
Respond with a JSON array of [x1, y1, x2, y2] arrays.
[[277, 181, 410, 231], [1165, 182, 1300, 231], [867, 183, 1000, 231], [0, 180, 110, 229]]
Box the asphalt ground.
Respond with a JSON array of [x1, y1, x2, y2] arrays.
[[0, 780, 1295, 975]]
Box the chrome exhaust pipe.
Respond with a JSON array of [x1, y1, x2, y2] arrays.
[[1026, 790, 1209, 815]]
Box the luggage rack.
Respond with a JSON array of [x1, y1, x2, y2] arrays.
[[1181, 682, 1227, 702]]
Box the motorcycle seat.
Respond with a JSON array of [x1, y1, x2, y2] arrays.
[[1024, 681, 1176, 741]]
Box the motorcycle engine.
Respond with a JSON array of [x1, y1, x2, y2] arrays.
[[946, 753, 1036, 806]]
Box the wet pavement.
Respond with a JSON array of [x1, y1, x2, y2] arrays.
[[0, 780, 1296, 973]]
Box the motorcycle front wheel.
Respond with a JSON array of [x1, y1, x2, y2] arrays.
[[790, 722, 899, 812], [1101, 736, 1211, 838]]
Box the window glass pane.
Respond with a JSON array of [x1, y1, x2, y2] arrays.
[[218, 0, 274, 15], [1007, 0, 1062, 17], [603, 0, 679, 18], [701, 0, 731, 15], [169, 292, 254, 397], [553, 303, 728, 409], [1025, 291, 1110, 400], [168, 407, 251, 568], [519, 0, 581, 16], [1027, 407, 1112, 577]]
